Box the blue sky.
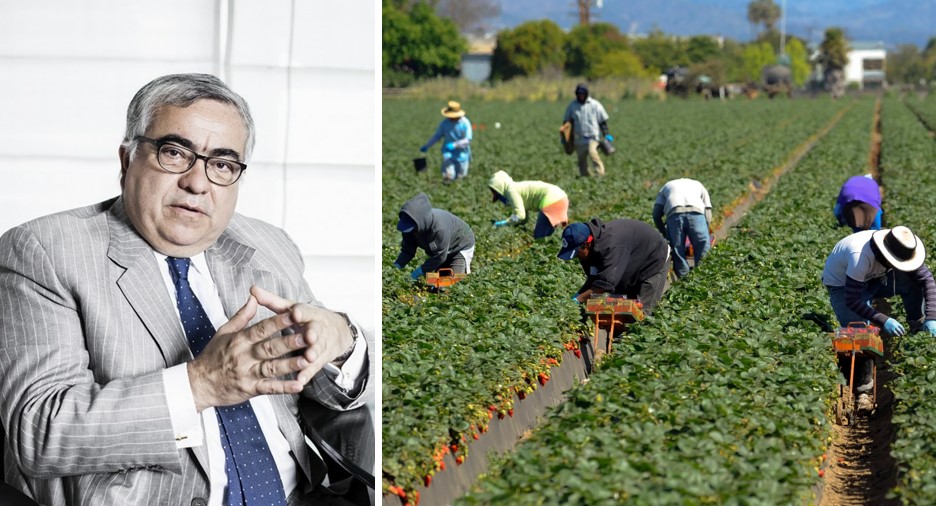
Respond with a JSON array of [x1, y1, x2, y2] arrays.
[[497, 0, 934, 48]]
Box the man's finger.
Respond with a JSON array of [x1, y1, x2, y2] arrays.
[[216, 295, 258, 334], [254, 378, 304, 396], [251, 285, 295, 314], [251, 354, 310, 379], [253, 332, 308, 361], [244, 311, 295, 343]]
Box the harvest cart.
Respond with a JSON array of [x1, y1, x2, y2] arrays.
[[424, 268, 466, 291], [832, 322, 884, 425], [583, 294, 644, 359]]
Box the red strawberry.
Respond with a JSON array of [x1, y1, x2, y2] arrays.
[[573, 349, 582, 358], [424, 475, 432, 487], [497, 411, 505, 419], [508, 409, 514, 417], [518, 391, 526, 400], [450, 444, 458, 453], [473, 432, 479, 440], [439, 461, 446, 471], [456, 456, 465, 465]]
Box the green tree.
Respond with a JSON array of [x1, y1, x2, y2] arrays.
[[819, 27, 849, 70], [382, 1, 467, 78], [564, 22, 630, 77], [741, 41, 775, 82], [747, 0, 781, 32], [591, 50, 649, 79], [685, 36, 720, 64], [490, 20, 566, 80], [785, 38, 811, 86], [632, 28, 683, 74]]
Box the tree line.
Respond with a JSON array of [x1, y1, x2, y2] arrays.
[[383, 0, 936, 89]]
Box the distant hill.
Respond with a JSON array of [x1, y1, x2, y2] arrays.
[[497, 0, 934, 48]]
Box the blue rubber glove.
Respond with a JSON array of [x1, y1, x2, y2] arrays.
[[884, 318, 906, 336], [571, 293, 580, 304], [392, 262, 403, 270], [419, 145, 429, 153], [925, 320, 936, 337], [493, 220, 509, 227], [410, 266, 424, 281], [604, 134, 614, 142], [444, 142, 456, 150]]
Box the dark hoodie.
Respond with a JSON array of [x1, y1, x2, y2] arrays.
[[578, 218, 668, 294], [395, 193, 475, 272]]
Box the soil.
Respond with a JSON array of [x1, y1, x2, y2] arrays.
[[819, 356, 899, 506]]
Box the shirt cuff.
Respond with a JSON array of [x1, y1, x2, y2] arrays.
[[322, 332, 367, 392], [162, 364, 203, 449]]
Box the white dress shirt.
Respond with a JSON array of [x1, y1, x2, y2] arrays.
[[155, 252, 366, 505]]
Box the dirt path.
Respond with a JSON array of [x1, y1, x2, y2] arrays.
[[819, 97, 900, 506]]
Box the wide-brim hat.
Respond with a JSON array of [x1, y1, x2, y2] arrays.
[[441, 101, 465, 119], [872, 226, 925, 272], [557, 223, 591, 260]]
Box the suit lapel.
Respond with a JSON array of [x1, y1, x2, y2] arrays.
[[107, 198, 191, 366]]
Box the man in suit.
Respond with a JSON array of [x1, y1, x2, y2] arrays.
[[0, 74, 371, 505]]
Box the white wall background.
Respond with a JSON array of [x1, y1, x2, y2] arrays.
[[0, 0, 377, 334]]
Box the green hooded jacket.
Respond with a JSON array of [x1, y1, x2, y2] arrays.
[[488, 170, 567, 223]]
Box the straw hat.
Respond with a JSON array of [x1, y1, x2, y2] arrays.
[[441, 101, 466, 119], [872, 226, 926, 272]]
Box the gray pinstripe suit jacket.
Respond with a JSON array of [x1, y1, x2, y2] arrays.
[[0, 197, 370, 505]]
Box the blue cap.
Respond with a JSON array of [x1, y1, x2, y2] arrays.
[[397, 214, 417, 233], [557, 223, 591, 260]]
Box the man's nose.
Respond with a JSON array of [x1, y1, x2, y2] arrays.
[[178, 159, 212, 193]]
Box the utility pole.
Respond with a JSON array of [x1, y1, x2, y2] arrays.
[[577, 0, 591, 25]]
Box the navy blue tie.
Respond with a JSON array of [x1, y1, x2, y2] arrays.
[[166, 257, 288, 506]]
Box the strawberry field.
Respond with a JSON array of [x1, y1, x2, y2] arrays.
[[382, 95, 936, 504]]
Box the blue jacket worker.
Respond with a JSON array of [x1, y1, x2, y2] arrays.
[[557, 218, 669, 315], [822, 226, 936, 410], [420, 101, 473, 183], [394, 192, 476, 281], [652, 178, 713, 279], [834, 174, 882, 233]]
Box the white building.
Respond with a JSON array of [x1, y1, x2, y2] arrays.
[[845, 41, 886, 89]]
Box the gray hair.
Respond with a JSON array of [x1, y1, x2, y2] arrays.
[[121, 73, 256, 162]]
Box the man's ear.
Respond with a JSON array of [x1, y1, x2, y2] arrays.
[[118, 145, 130, 188]]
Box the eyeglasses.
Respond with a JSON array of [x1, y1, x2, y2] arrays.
[[134, 136, 247, 186]]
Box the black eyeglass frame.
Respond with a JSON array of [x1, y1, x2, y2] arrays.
[[134, 135, 247, 186]]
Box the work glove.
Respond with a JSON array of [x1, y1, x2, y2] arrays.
[[925, 320, 936, 337], [884, 318, 906, 336], [410, 266, 424, 281], [392, 262, 403, 270], [493, 220, 509, 227], [571, 293, 580, 304], [444, 142, 456, 150], [604, 134, 614, 142], [419, 145, 429, 153]]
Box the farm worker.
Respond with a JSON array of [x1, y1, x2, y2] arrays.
[[557, 219, 670, 315], [394, 192, 476, 281], [562, 83, 612, 177], [822, 226, 936, 410], [834, 174, 883, 233], [652, 178, 713, 279], [488, 170, 569, 239], [419, 101, 472, 183]]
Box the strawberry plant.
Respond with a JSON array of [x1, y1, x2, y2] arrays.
[[459, 98, 876, 504], [877, 96, 936, 504], [383, 97, 852, 496]]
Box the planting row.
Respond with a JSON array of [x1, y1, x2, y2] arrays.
[[879, 96, 936, 504], [382, 99, 849, 494], [460, 98, 877, 505]]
